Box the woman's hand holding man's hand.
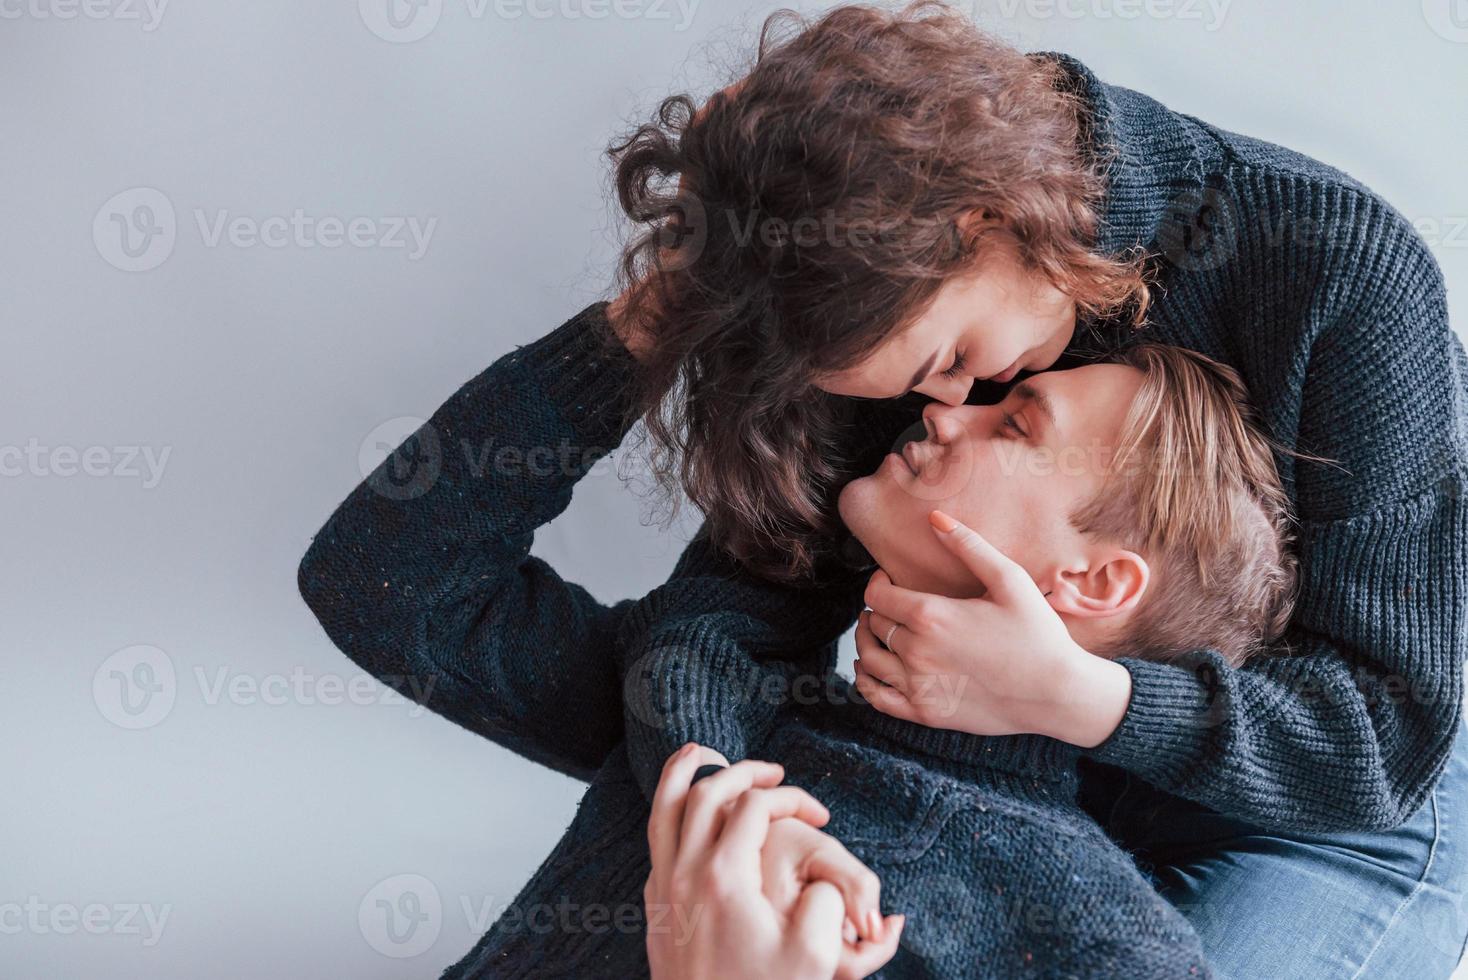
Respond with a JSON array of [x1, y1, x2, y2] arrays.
[[645, 743, 903, 980]]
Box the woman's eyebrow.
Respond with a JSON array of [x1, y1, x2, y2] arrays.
[[1012, 381, 1058, 431], [904, 351, 940, 392]]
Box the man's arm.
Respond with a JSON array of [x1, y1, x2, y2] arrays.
[[614, 528, 866, 800], [611, 391, 922, 801]]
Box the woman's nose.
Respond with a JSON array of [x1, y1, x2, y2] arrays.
[[915, 374, 973, 407]]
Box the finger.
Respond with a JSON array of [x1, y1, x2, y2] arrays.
[[834, 914, 906, 980], [853, 628, 908, 692], [789, 880, 847, 975], [863, 608, 906, 656], [864, 568, 930, 625], [677, 759, 786, 863], [805, 840, 883, 943], [648, 743, 709, 881], [928, 510, 1025, 600], [854, 673, 918, 722], [719, 786, 831, 872]]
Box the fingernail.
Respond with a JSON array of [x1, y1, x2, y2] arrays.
[[866, 908, 883, 940], [928, 510, 957, 532]]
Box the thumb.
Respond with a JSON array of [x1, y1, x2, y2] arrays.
[[928, 511, 1021, 598]]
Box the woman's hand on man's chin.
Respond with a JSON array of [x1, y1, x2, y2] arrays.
[[644, 744, 905, 980], [854, 513, 1132, 749]]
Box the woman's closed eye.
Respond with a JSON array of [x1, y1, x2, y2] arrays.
[[940, 350, 968, 380]]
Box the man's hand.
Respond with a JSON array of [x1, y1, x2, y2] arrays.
[[645, 744, 904, 980], [854, 510, 1132, 748]]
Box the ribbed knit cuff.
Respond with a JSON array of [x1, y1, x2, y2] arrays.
[[505, 300, 641, 457], [1083, 656, 1221, 786]]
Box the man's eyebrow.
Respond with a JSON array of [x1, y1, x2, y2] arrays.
[[1012, 381, 1058, 430], [904, 351, 940, 393]]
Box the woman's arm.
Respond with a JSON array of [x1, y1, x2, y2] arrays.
[[1088, 236, 1468, 830], [296, 301, 640, 779], [296, 296, 882, 791]]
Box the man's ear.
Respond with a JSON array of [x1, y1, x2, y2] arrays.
[[1043, 551, 1149, 619]]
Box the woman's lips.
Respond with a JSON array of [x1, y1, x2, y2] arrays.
[[988, 358, 1024, 384]]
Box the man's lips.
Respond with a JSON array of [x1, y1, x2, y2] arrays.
[[900, 440, 928, 476]]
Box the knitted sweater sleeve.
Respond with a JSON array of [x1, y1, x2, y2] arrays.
[[296, 302, 643, 780], [1087, 222, 1468, 832], [613, 531, 868, 800], [610, 397, 910, 801], [296, 300, 867, 793]]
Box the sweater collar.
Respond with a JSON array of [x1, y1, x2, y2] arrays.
[[1029, 50, 1215, 258], [820, 679, 1083, 782]]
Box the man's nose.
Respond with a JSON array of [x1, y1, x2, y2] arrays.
[[921, 402, 967, 444]]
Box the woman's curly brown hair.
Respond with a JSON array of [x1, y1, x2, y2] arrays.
[[608, 1, 1150, 582]]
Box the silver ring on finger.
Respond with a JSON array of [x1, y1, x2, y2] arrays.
[[884, 622, 898, 651]]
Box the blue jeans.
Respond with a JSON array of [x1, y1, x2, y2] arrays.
[[1089, 721, 1468, 978]]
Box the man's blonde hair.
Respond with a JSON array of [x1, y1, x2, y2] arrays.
[[1072, 344, 1297, 666]]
